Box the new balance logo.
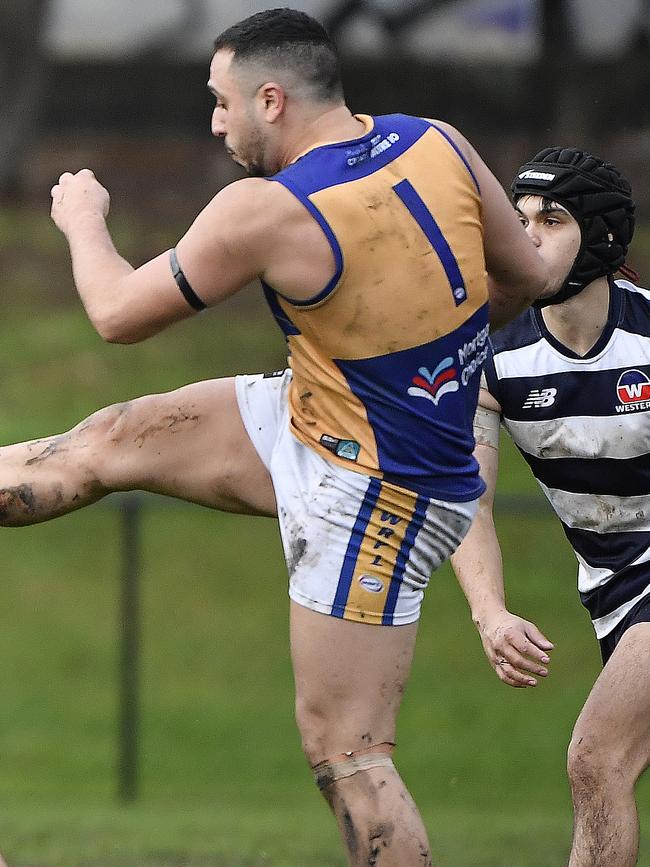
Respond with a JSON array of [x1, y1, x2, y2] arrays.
[[523, 387, 557, 408]]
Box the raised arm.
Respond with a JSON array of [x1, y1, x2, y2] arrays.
[[50, 170, 272, 344], [450, 388, 554, 687], [431, 122, 550, 330]]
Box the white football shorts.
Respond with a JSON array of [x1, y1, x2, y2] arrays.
[[235, 370, 477, 625]]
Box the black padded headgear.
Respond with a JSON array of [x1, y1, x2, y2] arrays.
[[512, 147, 635, 307]]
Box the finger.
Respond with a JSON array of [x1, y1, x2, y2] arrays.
[[50, 184, 59, 199], [497, 647, 548, 677], [58, 171, 74, 185], [507, 633, 552, 666], [77, 167, 96, 178], [524, 622, 554, 652], [494, 659, 537, 688]]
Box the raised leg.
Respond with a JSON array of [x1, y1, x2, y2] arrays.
[[291, 602, 432, 867], [0, 377, 276, 525], [567, 622, 650, 867]]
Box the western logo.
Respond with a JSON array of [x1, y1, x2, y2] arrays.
[[615, 370, 650, 413]]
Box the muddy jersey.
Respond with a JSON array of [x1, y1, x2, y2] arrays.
[[264, 113, 489, 502], [483, 279, 650, 638]]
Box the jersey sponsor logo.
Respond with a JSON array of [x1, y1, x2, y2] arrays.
[[523, 387, 557, 408], [408, 357, 459, 405], [615, 369, 650, 412], [320, 434, 361, 462], [457, 322, 489, 385], [408, 324, 489, 408], [359, 575, 384, 593], [345, 131, 400, 166]]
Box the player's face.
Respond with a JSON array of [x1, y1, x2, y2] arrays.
[[208, 50, 269, 177], [516, 195, 582, 298]]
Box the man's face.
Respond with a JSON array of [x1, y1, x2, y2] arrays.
[[516, 195, 582, 299], [208, 50, 268, 177]]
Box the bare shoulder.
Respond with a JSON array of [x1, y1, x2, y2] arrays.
[[199, 177, 307, 242], [208, 176, 301, 214], [421, 117, 475, 163]]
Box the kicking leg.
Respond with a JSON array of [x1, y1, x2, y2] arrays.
[[291, 602, 432, 867], [0, 377, 276, 525], [567, 622, 650, 867]]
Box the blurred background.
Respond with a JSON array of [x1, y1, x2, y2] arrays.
[[0, 2, 649, 865]]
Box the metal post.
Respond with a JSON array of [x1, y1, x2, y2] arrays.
[[117, 492, 142, 802]]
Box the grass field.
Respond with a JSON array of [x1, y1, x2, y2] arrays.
[[1, 207, 650, 865]]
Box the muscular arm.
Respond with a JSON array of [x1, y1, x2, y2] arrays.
[[50, 171, 274, 343], [450, 388, 554, 687], [432, 122, 550, 330]]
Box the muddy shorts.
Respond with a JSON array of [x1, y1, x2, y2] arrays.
[[235, 370, 477, 625]]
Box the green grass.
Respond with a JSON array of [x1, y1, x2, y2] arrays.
[[0, 207, 649, 865]]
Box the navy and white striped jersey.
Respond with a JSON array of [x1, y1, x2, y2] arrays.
[[483, 278, 650, 639]]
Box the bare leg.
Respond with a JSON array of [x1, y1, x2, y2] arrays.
[[567, 622, 650, 867], [0, 378, 276, 525], [291, 602, 432, 867]]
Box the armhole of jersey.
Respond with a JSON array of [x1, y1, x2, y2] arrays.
[[424, 120, 481, 194], [268, 177, 344, 309]]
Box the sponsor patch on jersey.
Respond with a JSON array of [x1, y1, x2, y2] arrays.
[[523, 387, 557, 409], [407, 357, 459, 406], [615, 369, 650, 412], [359, 575, 384, 593], [320, 434, 361, 462]]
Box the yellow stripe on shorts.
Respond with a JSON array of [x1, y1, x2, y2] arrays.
[[332, 479, 429, 624]]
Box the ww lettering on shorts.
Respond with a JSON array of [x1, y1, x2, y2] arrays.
[[371, 510, 402, 567]]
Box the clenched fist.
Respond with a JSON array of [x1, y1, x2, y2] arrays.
[[50, 169, 110, 237]]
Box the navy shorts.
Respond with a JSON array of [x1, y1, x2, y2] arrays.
[[599, 594, 650, 665]]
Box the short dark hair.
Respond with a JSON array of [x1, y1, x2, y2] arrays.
[[214, 8, 343, 102]]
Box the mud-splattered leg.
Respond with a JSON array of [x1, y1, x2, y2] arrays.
[[291, 602, 433, 867], [0, 377, 275, 526], [567, 622, 650, 867], [323, 765, 432, 867]]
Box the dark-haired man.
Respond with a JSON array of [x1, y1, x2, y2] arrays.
[[4, 9, 547, 865], [451, 147, 647, 867]]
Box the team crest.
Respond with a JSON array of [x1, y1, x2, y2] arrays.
[[616, 369, 650, 405], [408, 357, 459, 406]]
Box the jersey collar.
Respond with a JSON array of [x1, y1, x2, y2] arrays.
[[533, 277, 623, 360]]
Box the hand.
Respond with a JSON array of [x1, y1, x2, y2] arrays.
[[474, 608, 553, 688], [50, 169, 110, 237]]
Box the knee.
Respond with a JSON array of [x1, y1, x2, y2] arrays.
[[567, 733, 602, 793], [567, 731, 631, 795], [70, 402, 133, 481], [72, 402, 131, 444], [295, 693, 395, 769], [295, 694, 333, 766]]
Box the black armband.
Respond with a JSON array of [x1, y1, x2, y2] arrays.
[[170, 248, 207, 311]]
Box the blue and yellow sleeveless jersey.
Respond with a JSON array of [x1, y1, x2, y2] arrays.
[[265, 113, 489, 502]]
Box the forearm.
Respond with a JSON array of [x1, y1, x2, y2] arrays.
[[65, 212, 134, 335], [451, 505, 507, 627]]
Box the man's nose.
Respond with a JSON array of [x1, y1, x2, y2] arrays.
[[211, 109, 226, 138], [526, 224, 542, 247]]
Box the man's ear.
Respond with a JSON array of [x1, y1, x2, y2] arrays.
[[257, 82, 286, 122]]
